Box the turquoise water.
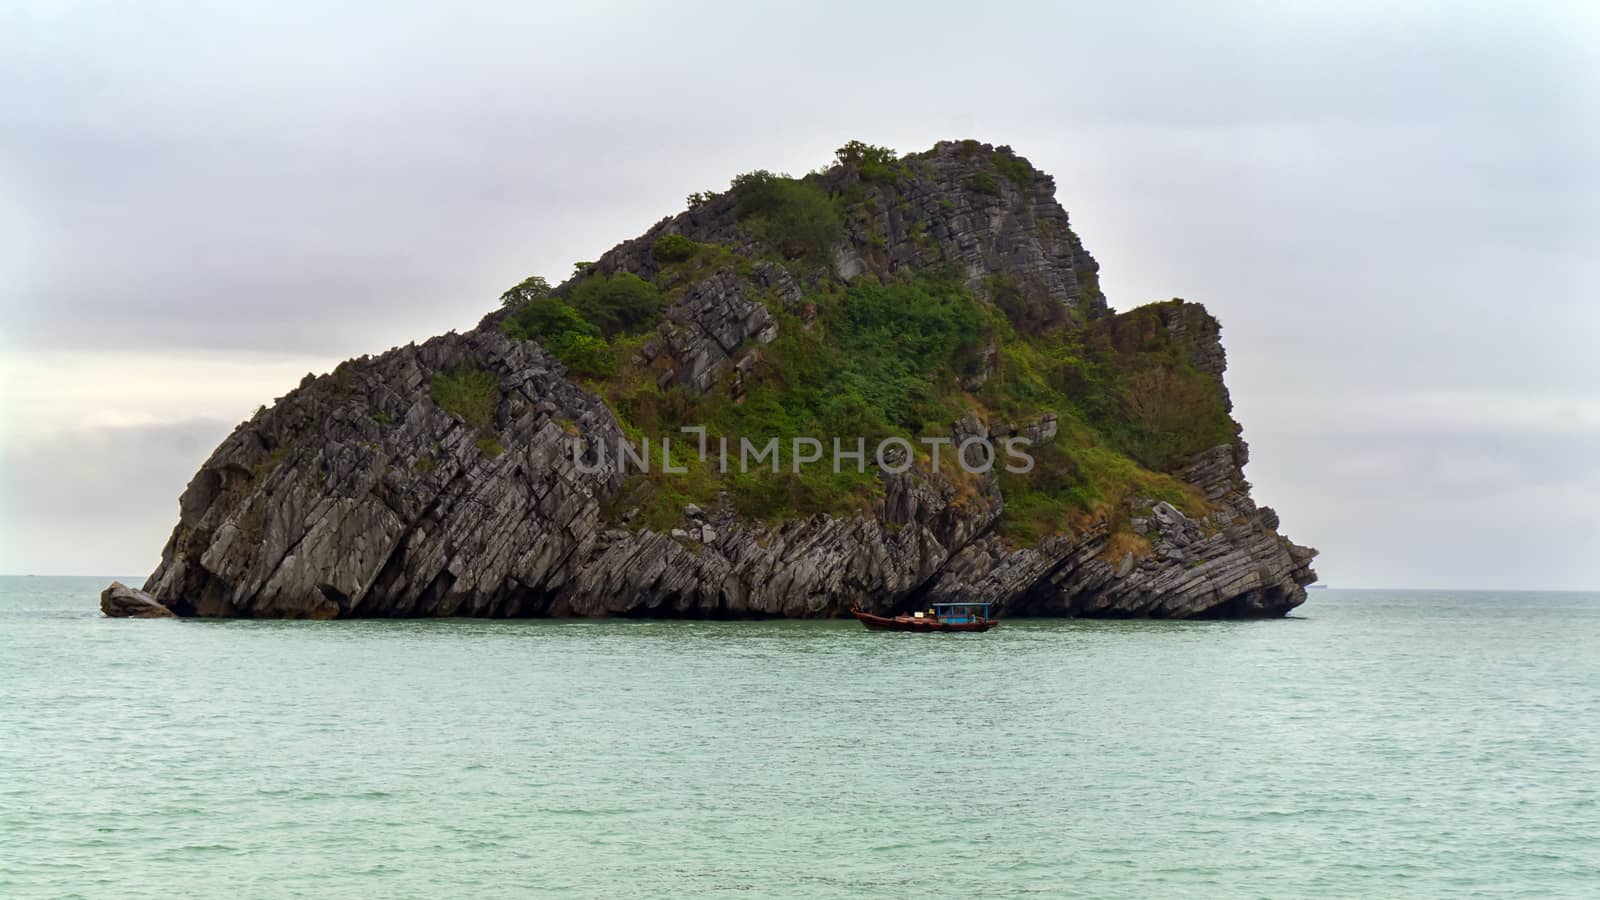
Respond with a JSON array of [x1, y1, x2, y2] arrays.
[[3, 578, 1598, 897]]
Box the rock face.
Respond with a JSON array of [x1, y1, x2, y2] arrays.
[[640, 267, 780, 393], [130, 140, 1316, 620], [101, 581, 176, 618], [927, 440, 1318, 618]]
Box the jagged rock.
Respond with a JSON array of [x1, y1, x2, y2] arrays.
[[580, 142, 1102, 320], [124, 139, 1315, 620], [834, 142, 1105, 320], [1026, 413, 1058, 445], [650, 269, 779, 393], [751, 261, 804, 308], [952, 411, 992, 471], [101, 581, 175, 618]]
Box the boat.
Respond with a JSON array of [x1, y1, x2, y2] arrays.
[[851, 602, 998, 633]]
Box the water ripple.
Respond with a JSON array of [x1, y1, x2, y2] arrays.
[[2, 579, 1599, 897]]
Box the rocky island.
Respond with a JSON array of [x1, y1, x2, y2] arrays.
[[109, 140, 1316, 620]]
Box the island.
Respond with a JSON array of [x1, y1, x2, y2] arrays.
[[107, 140, 1317, 620]]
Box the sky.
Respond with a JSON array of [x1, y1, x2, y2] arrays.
[[2, 0, 1596, 588]]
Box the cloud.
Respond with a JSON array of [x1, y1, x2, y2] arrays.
[[1, 0, 1596, 586], [1245, 425, 1600, 590], [0, 418, 236, 576], [0, 348, 340, 575], [0, 348, 339, 439]]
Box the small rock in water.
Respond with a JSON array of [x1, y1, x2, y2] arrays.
[[100, 581, 175, 618]]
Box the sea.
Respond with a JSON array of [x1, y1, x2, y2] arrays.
[[3, 577, 1597, 897]]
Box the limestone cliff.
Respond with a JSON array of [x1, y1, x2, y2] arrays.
[[117, 140, 1316, 619]]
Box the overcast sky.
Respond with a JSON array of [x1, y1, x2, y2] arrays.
[[2, 0, 1596, 588]]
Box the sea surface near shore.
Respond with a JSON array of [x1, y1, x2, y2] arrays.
[[3, 578, 1597, 897]]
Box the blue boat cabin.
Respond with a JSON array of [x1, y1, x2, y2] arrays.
[[930, 602, 991, 624]]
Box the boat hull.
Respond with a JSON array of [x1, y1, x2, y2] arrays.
[[851, 609, 997, 633]]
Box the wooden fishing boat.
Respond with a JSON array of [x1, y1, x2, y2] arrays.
[[851, 602, 997, 633]]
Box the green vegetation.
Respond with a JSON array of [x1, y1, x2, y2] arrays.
[[503, 297, 617, 378], [995, 435, 1199, 546], [589, 265, 1226, 544], [992, 150, 1035, 187], [504, 296, 597, 344], [567, 273, 665, 337], [985, 274, 1072, 332], [430, 368, 509, 459], [1072, 302, 1238, 471], [729, 277, 983, 440], [552, 333, 617, 379], [730, 170, 843, 261], [821, 278, 985, 434], [500, 275, 552, 309], [602, 275, 998, 526], [964, 172, 999, 195], [430, 368, 499, 431], [650, 240, 746, 294], [502, 273, 665, 378], [834, 140, 904, 183], [598, 276, 986, 525], [963, 297, 1232, 541], [651, 233, 699, 263]]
